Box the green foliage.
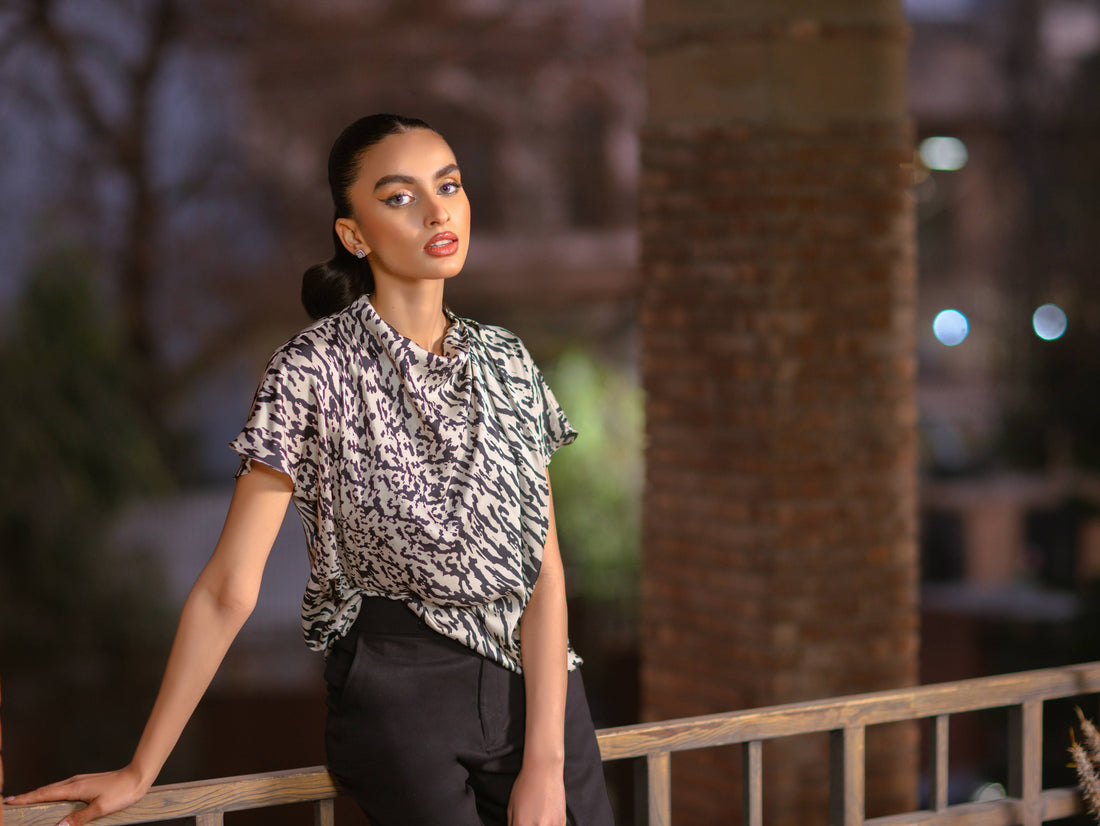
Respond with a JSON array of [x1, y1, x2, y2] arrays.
[[544, 348, 643, 605], [0, 250, 174, 787]]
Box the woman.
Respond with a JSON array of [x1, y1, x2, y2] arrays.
[[5, 114, 615, 826]]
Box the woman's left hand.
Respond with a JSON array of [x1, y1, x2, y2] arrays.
[[507, 759, 566, 826]]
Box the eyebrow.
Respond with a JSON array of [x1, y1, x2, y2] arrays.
[[373, 163, 460, 191]]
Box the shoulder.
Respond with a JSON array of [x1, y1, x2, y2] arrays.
[[264, 304, 373, 379]]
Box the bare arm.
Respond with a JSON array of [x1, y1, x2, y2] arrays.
[[3, 463, 294, 826], [508, 473, 569, 826]]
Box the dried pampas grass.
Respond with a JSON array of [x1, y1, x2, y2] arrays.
[[1071, 707, 1100, 823]]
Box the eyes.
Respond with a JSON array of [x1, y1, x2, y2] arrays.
[[380, 180, 463, 208]]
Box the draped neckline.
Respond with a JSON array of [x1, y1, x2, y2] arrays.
[[353, 294, 470, 396]]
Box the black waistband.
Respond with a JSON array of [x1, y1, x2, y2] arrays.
[[352, 596, 431, 636]]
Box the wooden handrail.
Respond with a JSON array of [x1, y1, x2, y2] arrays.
[[595, 660, 1100, 760], [1, 767, 339, 826], [5, 661, 1100, 826]]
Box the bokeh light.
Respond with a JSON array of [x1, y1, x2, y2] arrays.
[[1032, 304, 1068, 340], [933, 309, 969, 346], [919, 136, 969, 171]]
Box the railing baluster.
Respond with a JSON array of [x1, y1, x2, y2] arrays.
[[742, 740, 763, 826], [829, 726, 865, 826], [313, 797, 335, 826], [930, 714, 949, 811], [634, 751, 671, 826], [1009, 700, 1043, 826]]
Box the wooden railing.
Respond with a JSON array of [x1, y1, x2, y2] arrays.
[[5, 661, 1100, 826]]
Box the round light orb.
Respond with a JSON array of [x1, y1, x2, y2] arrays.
[[1032, 304, 1068, 341], [933, 309, 969, 346], [919, 136, 969, 171]]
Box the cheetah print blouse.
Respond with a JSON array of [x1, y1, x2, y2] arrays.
[[229, 294, 578, 673]]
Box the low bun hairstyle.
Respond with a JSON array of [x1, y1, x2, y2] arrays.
[[301, 113, 435, 319]]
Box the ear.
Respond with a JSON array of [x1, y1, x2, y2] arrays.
[[335, 218, 370, 257]]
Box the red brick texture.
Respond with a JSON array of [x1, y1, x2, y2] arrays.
[[639, 119, 920, 824]]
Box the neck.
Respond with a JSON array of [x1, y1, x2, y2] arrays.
[[369, 281, 450, 355]]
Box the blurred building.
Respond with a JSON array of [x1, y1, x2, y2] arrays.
[[908, 0, 1100, 665], [908, 0, 1100, 801]]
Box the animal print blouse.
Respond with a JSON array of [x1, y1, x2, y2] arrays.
[[229, 294, 579, 673]]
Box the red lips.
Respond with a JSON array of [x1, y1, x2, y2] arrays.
[[425, 232, 459, 257]]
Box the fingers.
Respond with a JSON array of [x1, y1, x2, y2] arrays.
[[3, 775, 95, 811], [3, 783, 107, 826], [4, 776, 84, 805], [62, 798, 102, 826], [3, 767, 147, 826]]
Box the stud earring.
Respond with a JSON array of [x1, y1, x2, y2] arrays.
[[355, 249, 367, 259]]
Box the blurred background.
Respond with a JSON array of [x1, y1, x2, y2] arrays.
[[2, 0, 1100, 823]]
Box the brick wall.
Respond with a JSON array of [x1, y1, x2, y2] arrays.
[[639, 3, 920, 822]]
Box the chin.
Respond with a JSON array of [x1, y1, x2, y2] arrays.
[[436, 257, 468, 279]]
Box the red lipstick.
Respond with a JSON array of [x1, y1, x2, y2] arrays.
[[425, 231, 459, 257]]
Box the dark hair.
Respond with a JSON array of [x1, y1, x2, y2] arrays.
[[301, 113, 435, 319]]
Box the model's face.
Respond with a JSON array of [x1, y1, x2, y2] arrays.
[[337, 129, 471, 287]]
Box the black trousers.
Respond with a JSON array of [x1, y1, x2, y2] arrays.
[[324, 597, 616, 826]]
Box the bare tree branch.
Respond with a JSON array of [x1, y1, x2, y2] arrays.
[[112, 0, 182, 379], [123, 0, 177, 135], [29, 0, 116, 151], [75, 33, 133, 83], [157, 157, 244, 207], [0, 16, 32, 63]]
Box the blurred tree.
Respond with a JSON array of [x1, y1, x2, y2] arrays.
[[1, 0, 180, 381], [0, 0, 284, 458], [544, 349, 642, 607], [0, 250, 174, 790]]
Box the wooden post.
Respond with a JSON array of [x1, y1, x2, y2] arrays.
[[829, 727, 866, 826], [634, 751, 671, 826], [1009, 700, 1043, 826], [313, 798, 335, 826], [930, 715, 950, 811], [742, 740, 763, 826]]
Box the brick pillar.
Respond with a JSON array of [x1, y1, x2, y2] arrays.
[[639, 2, 919, 824]]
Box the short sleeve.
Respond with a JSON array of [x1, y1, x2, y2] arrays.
[[228, 343, 325, 496], [527, 355, 578, 467]]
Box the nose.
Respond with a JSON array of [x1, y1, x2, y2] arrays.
[[424, 193, 450, 226]]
